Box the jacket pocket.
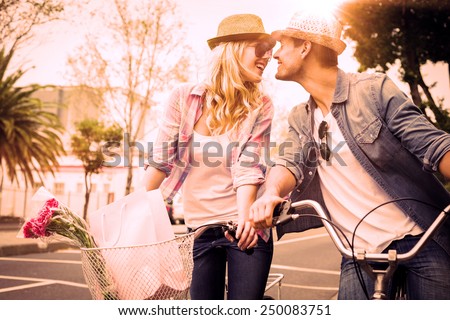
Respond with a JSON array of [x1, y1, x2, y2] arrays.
[[355, 118, 382, 144]]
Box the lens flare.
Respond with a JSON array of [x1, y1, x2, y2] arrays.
[[290, 0, 347, 16]]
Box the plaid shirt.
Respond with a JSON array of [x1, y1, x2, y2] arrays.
[[147, 82, 274, 240]]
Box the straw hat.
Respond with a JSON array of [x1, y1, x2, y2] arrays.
[[207, 14, 275, 50], [272, 11, 346, 55]]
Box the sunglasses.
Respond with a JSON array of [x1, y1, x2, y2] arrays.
[[318, 121, 331, 161], [248, 42, 274, 58]]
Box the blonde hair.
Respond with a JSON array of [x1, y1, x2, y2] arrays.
[[204, 41, 264, 135]]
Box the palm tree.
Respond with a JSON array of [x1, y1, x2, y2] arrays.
[[0, 47, 65, 189]]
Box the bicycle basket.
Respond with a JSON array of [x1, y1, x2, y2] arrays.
[[80, 233, 194, 300]]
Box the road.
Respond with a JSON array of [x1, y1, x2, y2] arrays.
[[266, 227, 341, 300], [0, 227, 341, 300]]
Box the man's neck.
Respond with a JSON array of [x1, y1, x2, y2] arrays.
[[300, 66, 338, 116]]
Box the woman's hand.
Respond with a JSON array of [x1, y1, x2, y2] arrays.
[[232, 185, 259, 251], [236, 220, 258, 251], [224, 220, 258, 251]]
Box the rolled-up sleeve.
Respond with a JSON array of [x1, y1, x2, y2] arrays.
[[147, 86, 183, 176], [232, 96, 274, 189], [423, 135, 450, 172], [275, 106, 305, 188], [379, 75, 450, 173]]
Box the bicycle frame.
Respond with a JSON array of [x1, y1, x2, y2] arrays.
[[274, 199, 450, 300]]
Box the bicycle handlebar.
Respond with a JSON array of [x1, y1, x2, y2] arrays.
[[191, 220, 238, 240], [273, 199, 450, 263], [191, 220, 254, 255]]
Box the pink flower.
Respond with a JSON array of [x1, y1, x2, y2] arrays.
[[20, 188, 116, 299], [21, 192, 96, 248], [23, 198, 59, 238], [23, 221, 37, 238]]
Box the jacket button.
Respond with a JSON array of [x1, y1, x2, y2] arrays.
[[308, 171, 313, 176]]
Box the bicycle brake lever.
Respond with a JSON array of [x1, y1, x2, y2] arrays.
[[272, 199, 296, 226]]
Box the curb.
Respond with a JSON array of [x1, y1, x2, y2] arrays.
[[0, 241, 74, 257], [1, 224, 188, 257]]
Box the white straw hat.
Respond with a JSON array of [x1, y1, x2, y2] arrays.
[[208, 14, 275, 50], [272, 11, 346, 55]]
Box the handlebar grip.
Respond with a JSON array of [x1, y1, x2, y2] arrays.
[[272, 199, 295, 226]]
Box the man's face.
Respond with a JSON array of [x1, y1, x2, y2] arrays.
[[273, 36, 303, 81]]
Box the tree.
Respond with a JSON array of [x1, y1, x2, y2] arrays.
[[0, 47, 66, 188], [0, 0, 64, 52], [340, 0, 450, 132], [67, 0, 192, 195], [71, 119, 123, 220]]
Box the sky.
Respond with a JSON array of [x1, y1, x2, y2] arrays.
[[14, 0, 450, 111]]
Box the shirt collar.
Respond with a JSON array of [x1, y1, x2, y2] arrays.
[[190, 82, 207, 97]]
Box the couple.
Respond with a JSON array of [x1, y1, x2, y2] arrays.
[[143, 11, 450, 300]]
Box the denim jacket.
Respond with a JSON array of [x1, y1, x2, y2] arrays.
[[276, 69, 450, 255]]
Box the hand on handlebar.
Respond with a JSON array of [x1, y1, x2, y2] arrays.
[[250, 195, 285, 229]]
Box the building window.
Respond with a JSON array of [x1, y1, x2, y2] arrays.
[[91, 183, 97, 193], [104, 184, 110, 193], [33, 182, 43, 191], [76, 183, 83, 193], [54, 183, 65, 195]]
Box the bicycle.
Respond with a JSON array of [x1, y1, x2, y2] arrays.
[[272, 198, 450, 300], [81, 219, 283, 299]]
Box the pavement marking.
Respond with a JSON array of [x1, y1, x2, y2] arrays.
[[274, 233, 329, 246], [281, 282, 339, 291], [0, 257, 81, 264], [270, 264, 340, 275], [0, 275, 88, 293], [272, 232, 340, 279]]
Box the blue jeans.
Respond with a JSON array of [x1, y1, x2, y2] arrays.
[[338, 235, 450, 299], [189, 227, 273, 300]]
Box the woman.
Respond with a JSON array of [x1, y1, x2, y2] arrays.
[[143, 13, 275, 299]]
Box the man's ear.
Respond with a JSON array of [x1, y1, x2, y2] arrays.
[[301, 40, 312, 58]]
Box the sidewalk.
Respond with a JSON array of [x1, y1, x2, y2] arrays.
[[0, 218, 189, 257], [0, 218, 73, 257]]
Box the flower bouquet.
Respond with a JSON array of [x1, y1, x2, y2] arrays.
[[19, 187, 118, 299]]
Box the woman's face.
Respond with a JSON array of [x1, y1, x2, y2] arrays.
[[240, 41, 273, 83]]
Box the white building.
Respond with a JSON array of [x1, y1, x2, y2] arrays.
[[0, 86, 158, 219]]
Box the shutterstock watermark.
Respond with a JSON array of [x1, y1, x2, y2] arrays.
[[101, 133, 348, 169]]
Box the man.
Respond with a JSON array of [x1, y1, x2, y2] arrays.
[[250, 10, 450, 299]]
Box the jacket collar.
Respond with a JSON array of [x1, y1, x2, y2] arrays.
[[305, 68, 349, 113], [333, 68, 350, 104]]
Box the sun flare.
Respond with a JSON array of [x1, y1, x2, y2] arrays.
[[290, 0, 347, 16]]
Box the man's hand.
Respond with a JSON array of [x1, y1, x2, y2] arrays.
[[250, 194, 285, 229]]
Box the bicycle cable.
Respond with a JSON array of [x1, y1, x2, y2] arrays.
[[349, 197, 442, 299], [290, 197, 442, 299]]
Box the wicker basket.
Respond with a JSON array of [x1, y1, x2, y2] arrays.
[[80, 233, 194, 300]]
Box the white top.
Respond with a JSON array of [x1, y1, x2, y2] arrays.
[[314, 108, 422, 253], [182, 130, 237, 228]]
